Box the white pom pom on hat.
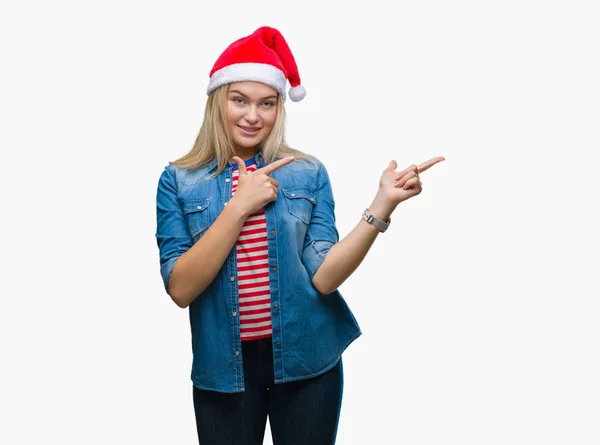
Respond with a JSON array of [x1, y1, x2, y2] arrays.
[[207, 26, 306, 102], [288, 85, 306, 102]]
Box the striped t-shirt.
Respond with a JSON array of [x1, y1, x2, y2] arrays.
[[231, 158, 272, 341]]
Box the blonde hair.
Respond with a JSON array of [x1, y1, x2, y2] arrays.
[[170, 84, 318, 177]]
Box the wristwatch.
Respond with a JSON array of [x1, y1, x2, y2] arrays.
[[362, 209, 391, 233]]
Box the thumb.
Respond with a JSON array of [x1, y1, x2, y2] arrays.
[[232, 156, 247, 176], [387, 160, 397, 171]]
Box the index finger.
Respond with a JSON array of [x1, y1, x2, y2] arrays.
[[417, 156, 445, 174], [231, 156, 247, 176], [256, 156, 295, 176]]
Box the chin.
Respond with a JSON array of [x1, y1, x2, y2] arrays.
[[234, 134, 267, 148], [234, 139, 259, 149]]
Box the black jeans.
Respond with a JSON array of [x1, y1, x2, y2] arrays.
[[192, 338, 344, 445]]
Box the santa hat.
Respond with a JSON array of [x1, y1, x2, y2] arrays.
[[206, 26, 306, 102]]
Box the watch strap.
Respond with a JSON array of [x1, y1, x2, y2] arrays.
[[362, 209, 391, 233]]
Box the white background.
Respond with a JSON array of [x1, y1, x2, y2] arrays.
[[1, 0, 599, 443]]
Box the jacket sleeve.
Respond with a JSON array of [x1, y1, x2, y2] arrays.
[[155, 166, 192, 291], [301, 161, 340, 280]]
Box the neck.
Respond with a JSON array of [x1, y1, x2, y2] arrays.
[[233, 147, 260, 161]]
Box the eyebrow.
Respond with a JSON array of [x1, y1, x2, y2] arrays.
[[229, 89, 278, 100]]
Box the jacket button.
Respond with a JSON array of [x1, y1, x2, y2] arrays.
[[271, 267, 277, 272], [225, 178, 230, 182], [276, 343, 281, 348], [235, 350, 240, 356], [270, 230, 275, 236], [232, 311, 237, 317], [230, 276, 235, 281], [273, 303, 279, 309], [196, 205, 202, 210]]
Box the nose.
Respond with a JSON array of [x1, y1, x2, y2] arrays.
[[244, 106, 259, 124]]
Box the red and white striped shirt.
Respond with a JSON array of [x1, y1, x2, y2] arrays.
[[232, 160, 272, 341]]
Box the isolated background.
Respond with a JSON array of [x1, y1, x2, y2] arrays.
[[1, 0, 599, 444]]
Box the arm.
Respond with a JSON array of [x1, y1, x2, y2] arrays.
[[311, 194, 394, 295], [167, 203, 248, 308], [298, 161, 392, 295], [156, 166, 249, 309], [310, 157, 444, 294]]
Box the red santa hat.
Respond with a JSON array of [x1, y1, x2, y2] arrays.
[[206, 26, 306, 102]]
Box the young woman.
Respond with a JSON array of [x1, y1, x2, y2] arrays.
[[155, 26, 444, 445]]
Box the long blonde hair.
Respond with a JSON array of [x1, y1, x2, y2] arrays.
[[170, 83, 317, 177]]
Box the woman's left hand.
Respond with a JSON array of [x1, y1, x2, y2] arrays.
[[378, 157, 446, 207]]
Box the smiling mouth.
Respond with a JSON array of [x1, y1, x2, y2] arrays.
[[238, 125, 261, 132]]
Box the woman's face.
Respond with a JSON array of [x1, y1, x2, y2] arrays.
[[226, 82, 278, 154]]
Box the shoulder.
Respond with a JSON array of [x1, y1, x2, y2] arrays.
[[273, 153, 332, 192], [274, 148, 325, 174], [162, 162, 216, 187]]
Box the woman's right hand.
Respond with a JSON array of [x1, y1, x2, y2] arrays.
[[230, 155, 295, 216]]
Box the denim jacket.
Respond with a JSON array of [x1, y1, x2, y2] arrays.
[[155, 151, 362, 393]]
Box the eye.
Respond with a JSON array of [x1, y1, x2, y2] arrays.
[[262, 101, 274, 108], [233, 97, 245, 105]]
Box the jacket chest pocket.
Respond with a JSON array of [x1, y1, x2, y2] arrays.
[[282, 187, 316, 225], [182, 198, 212, 239]]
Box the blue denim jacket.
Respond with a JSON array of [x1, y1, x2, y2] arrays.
[[155, 151, 362, 393]]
